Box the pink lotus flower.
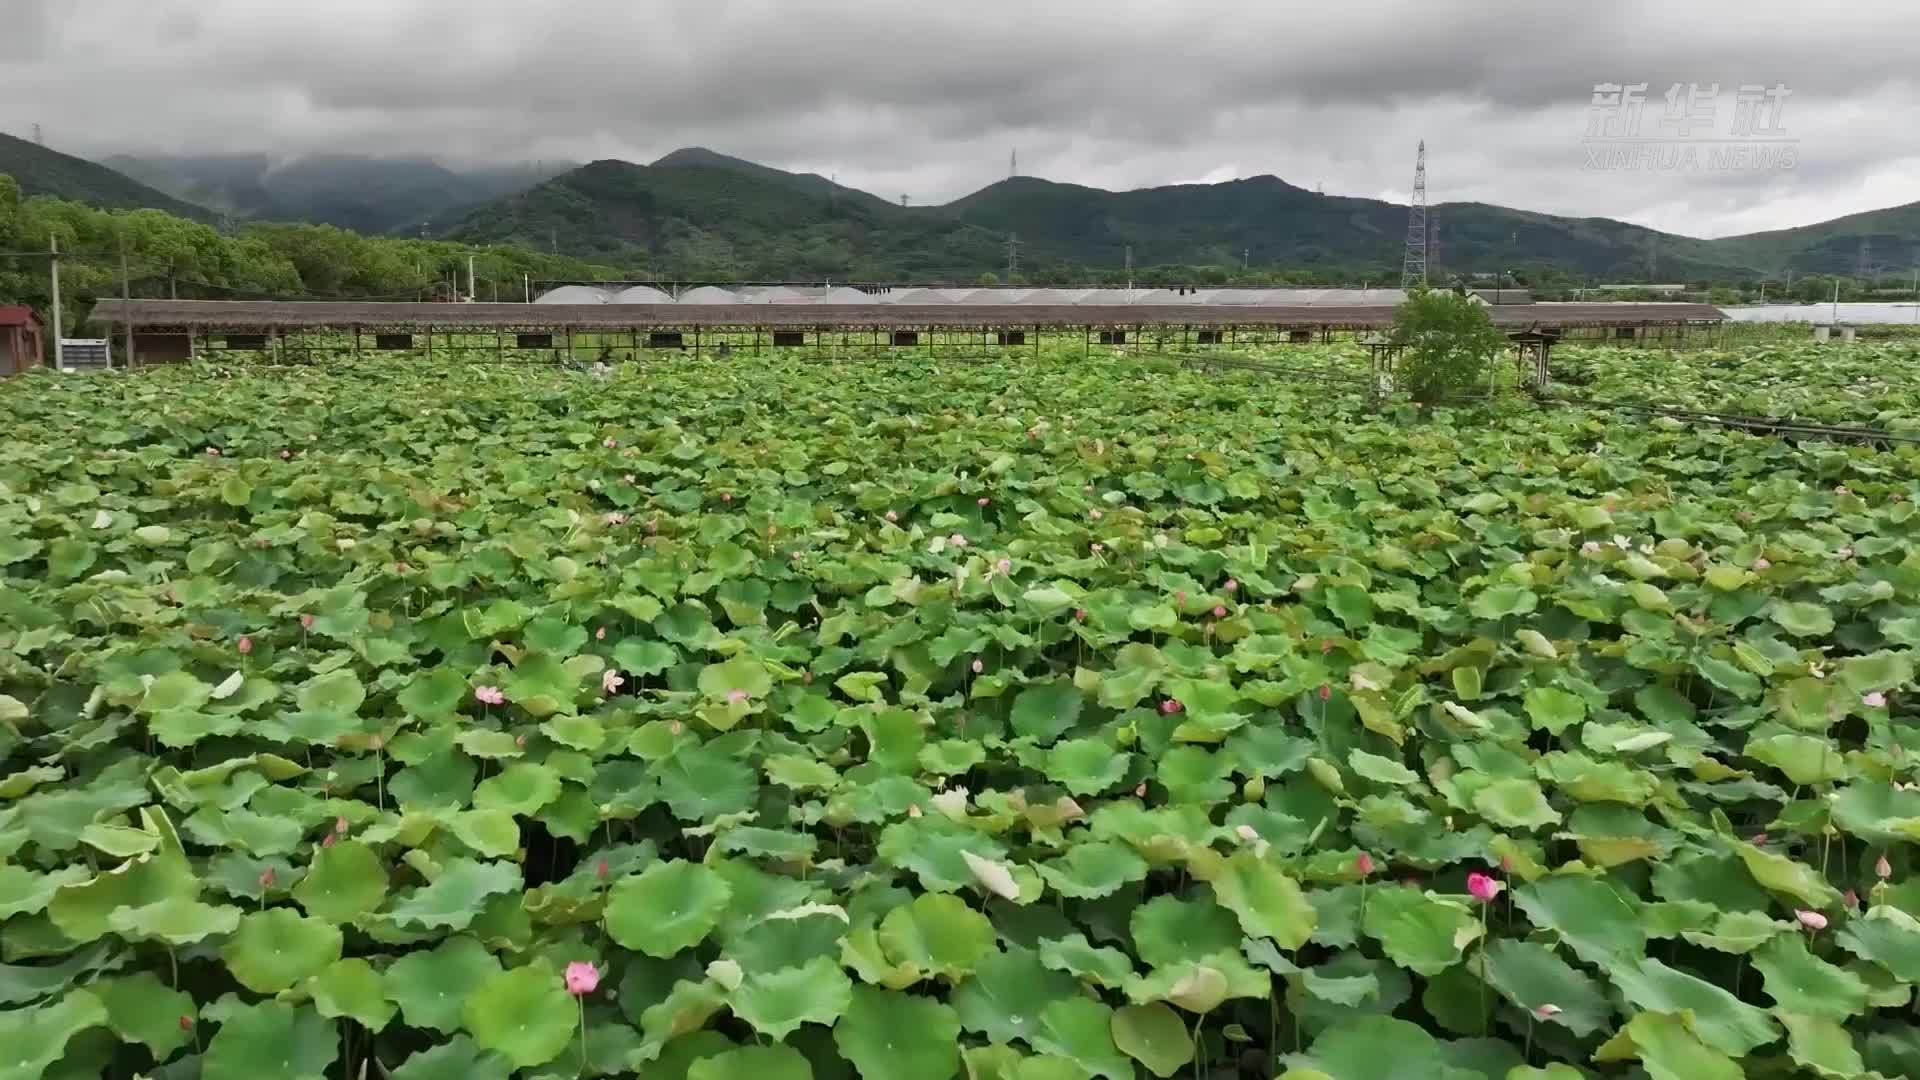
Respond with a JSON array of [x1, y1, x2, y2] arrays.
[[564, 962, 600, 995], [280, 449, 291, 460], [206, 447, 221, 456], [1134, 782, 1148, 798], [1796, 909, 1828, 931], [1500, 854, 1514, 873], [1355, 852, 1375, 877], [1752, 833, 1768, 846], [1878, 854, 1893, 879], [623, 474, 635, 484], [885, 510, 898, 522], [1864, 691, 1888, 708], [1160, 699, 1182, 715], [1836, 485, 1851, 496], [604, 512, 627, 526], [515, 734, 527, 747], [1466, 872, 1502, 902], [259, 867, 276, 889], [321, 832, 336, 848], [1090, 543, 1104, 553], [996, 558, 1012, 575], [1752, 557, 1771, 570], [603, 437, 617, 448], [300, 613, 314, 629], [596, 860, 608, 880], [1234, 824, 1259, 843], [1175, 591, 1186, 608], [971, 658, 984, 674], [726, 688, 748, 704], [977, 497, 990, 507], [237, 635, 253, 655], [950, 534, 968, 547], [1844, 889, 1859, 908], [1581, 541, 1601, 554], [595, 627, 606, 640], [334, 816, 348, 834], [1224, 579, 1238, 593], [1213, 605, 1227, 618], [601, 669, 625, 696], [1533, 1004, 1562, 1019], [475, 686, 505, 706], [1840, 546, 1855, 560], [1318, 684, 1331, 702], [179, 1016, 194, 1033], [1073, 608, 1087, 622], [720, 492, 732, 502]]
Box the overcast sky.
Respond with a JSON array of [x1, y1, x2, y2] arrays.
[[5, 0, 1919, 240]]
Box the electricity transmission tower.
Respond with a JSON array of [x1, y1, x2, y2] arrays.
[[1857, 237, 1873, 281], [1005, 233, 1020, 279], [1009, 149, 1017, 178], [1400, 141, 1428, 289]]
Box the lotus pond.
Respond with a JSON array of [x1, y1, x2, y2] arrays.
[[1, 342, 1919, 1080]]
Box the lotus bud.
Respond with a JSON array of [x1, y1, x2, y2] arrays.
[[1877, 854, 1893, 879]]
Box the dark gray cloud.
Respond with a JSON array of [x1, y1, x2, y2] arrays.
[[3, 0, 1917, 238]]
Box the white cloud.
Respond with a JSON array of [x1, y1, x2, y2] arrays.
[[2, 0, 1917, 238]]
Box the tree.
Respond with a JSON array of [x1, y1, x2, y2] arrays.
[[1390, 288, 1509, 404]]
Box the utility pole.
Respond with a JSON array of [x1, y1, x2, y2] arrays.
[[1005, 232, 1020, 280], [32, 122, 43, 146], [1125, 246, 1133, 291], [1401, 140, 1428, 288], [524, 273, 531, 303], [1009, 149, 1017, 179], [119, 232, 133, 368], [467, 255, 477, 303], [49, 235, 62, 371]]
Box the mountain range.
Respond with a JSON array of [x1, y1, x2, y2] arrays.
[[6, 132, 1918, 282]]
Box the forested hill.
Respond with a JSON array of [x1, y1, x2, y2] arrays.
[[0, 133, 217, 223]]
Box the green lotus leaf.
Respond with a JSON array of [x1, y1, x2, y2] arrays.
[[1294, 1015, 1452, 1080], [1839, 650, 1914, 693], [1031, 997, 1132, 1079], [876, 818, 1009, 892], [1010, 682, 1086, 745], [306, 957, 397, 1031], [1778, 1011, 1867, 1079], [1521, 687, 1586, 734], [877, 892, 996, 980], [0, 864, 88, 919], [832, 985, 960, 1080], [96, 971, 196, 1057], [1359, 886, 1479, 976], [1745, 732, 1849, 785], [1124, 950, 1268, 1013], [1131, 894, 1242, 967], [384, 935, 502, 1031], [503, 651, 583, 716], [1472, 777, 1562, 830], [462, 962, 577, 1068], [1769, 600, 1836, 636], [1607, 957, 1778, 1055], [77, 822, 160, 858], [1036, 841, 1148, 900], [949, 945, 1082, 1044], [202, 1000, 336, 1080], [1038, 932, 1137, 989], [1192, 849, 1316, 948], [688, 1044, 815, 1080], [450, 808, 524, 858], [1594, 1010, 1741, 1080], [292, 839, 389, 923], [1510, 874, 1646, 964], [1045, 738, 1131, 796], [1111, 1001, 1193, 1078], [728, 954, 851, 1040], [656, 744, 760, 821], [1300, 966, 1379, 1006], [107, 896, 242, 946], [397, 667, 471, 719], [472, 762, 562, 815], [614, 638, 678, 676], [698, 656, 773, 700], [1468, 584, 1536, 619], [606, 859, 732, 957], [1348, 748, 1418, 786], [389, 1034, 513, 1080], [1751, 932, 1869, 1019], [1477, 939, 1610, 1037], [220, 907, 343, 992], [296, 668, 366, 715], [385, 859, 522, 931], [1733, 840, 1843, 909]]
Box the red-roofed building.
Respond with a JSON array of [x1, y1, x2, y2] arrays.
[[0, 306, 45, 376]]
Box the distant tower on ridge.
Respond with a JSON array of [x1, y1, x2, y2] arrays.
[[1010, 149, 1018, 178], [1401, 140, 1428, 289]]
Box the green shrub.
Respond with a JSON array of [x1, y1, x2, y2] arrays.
[[1391, 288, 1509, 403]]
